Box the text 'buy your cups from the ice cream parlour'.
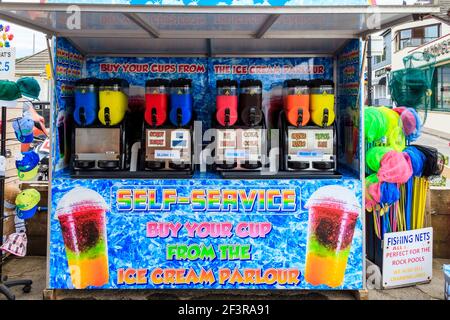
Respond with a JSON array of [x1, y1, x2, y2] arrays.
[[116, 188, 297, 212]]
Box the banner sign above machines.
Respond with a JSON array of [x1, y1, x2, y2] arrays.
[[40, 0, 432, 6]]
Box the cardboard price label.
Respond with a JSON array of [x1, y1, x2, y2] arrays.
[[0, 48, 15, 80]]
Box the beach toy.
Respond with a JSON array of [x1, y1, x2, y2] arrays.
[[12, 116, 34, 143], [145, 78, 169, 127], [17, 77, 41, 100], [283, 79, 310, 127], [309, 79, 335, 126], [15, 189, 41, 219], [366, 146, 393, 172], [18, 166, 39, 181], [377, 150, 413, 184], [74, 78, 99, 126], [15, 151, 40, 172], [0, 232, 27, 257], [169, 78, 193, 127], [216, 79, 238, 127], [0, 80, 22, 101], [98, 78, 129, 126]]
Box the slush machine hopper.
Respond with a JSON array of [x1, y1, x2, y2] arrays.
[[141, 78, 193, 176], [71, 78, 129, 174], [280, 79, 337, 174], [214, 79, 266, 174]]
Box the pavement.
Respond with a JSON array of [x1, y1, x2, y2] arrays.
[[0, 256, 448, 300]]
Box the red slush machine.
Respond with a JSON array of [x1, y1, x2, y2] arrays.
[[141, 79, 169, 171]]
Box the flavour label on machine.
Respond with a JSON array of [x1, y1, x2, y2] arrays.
[[289, 130, 308, 150], [147, 130, 166, 147], [241, 129, 260, 148], [171, 130, 188, 149], [313, 131, 332, 150], [218, 130, 237, 149]]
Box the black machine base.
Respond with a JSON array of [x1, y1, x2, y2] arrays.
[[70, 170, 194, 179], [219, 170, 342, 180]]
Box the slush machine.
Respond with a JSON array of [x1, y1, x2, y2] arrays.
[[141, 78, 193, 176], [214, 79, 266, 176], [71, 78, 129, 175], [279, 79, 337, 175]]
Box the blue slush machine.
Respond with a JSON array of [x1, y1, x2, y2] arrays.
[[74, 78, 99, 126], [169, 78, 193, 127]]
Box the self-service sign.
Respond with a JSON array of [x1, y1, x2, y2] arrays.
[[0, 48, 15, 80], [383, 228, 433, 288]]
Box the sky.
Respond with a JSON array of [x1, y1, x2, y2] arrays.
[[2, 22, 48, 58]]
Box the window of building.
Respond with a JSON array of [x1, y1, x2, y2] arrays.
[[375, 42, 387, 64], [396, 24, 440, 51], [434, 65, 450, 111]]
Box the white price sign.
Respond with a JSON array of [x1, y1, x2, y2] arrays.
[[0, 48, 16, 80], [383, 228, 433, 288]]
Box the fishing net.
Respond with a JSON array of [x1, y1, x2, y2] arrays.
[[387, 126, 406, 152], [404, 146, 426, 177], [378, 150, 413, 184], [368, 182, 381, 203], [412, 145, 445, 177], [366, 146, 393, 172], [380, 182, 400, 205], [364, 107, 387, 143], [388, 52, 435, 121]]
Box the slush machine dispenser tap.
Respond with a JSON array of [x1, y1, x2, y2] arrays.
[[74, 78, 99, 127], [145, 79, 169, 127], [169, 78, 193, 128], [310, 79, 335, 128], [239, 79, 263, 127], [216, 79, 238, 127], [283, 79, 310, 128]]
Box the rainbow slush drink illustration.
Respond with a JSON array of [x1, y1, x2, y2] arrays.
[[56, 187, 109, 289], [304, 185, 360, 288]]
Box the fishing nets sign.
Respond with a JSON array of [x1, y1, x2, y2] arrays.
[[382, 227, 433, 288]]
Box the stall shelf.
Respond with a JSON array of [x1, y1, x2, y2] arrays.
[[0, 1, 440, 297]]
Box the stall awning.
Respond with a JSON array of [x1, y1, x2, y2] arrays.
[[0, 3, 441, 56]]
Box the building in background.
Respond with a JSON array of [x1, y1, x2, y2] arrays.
[[367, 11, 450, 135], [14, 49, 51, 102], [371, 29, 392, 106]]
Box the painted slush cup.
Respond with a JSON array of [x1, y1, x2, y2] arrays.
[[56, 187, 109, 289], [304, 185, 360, 287]]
